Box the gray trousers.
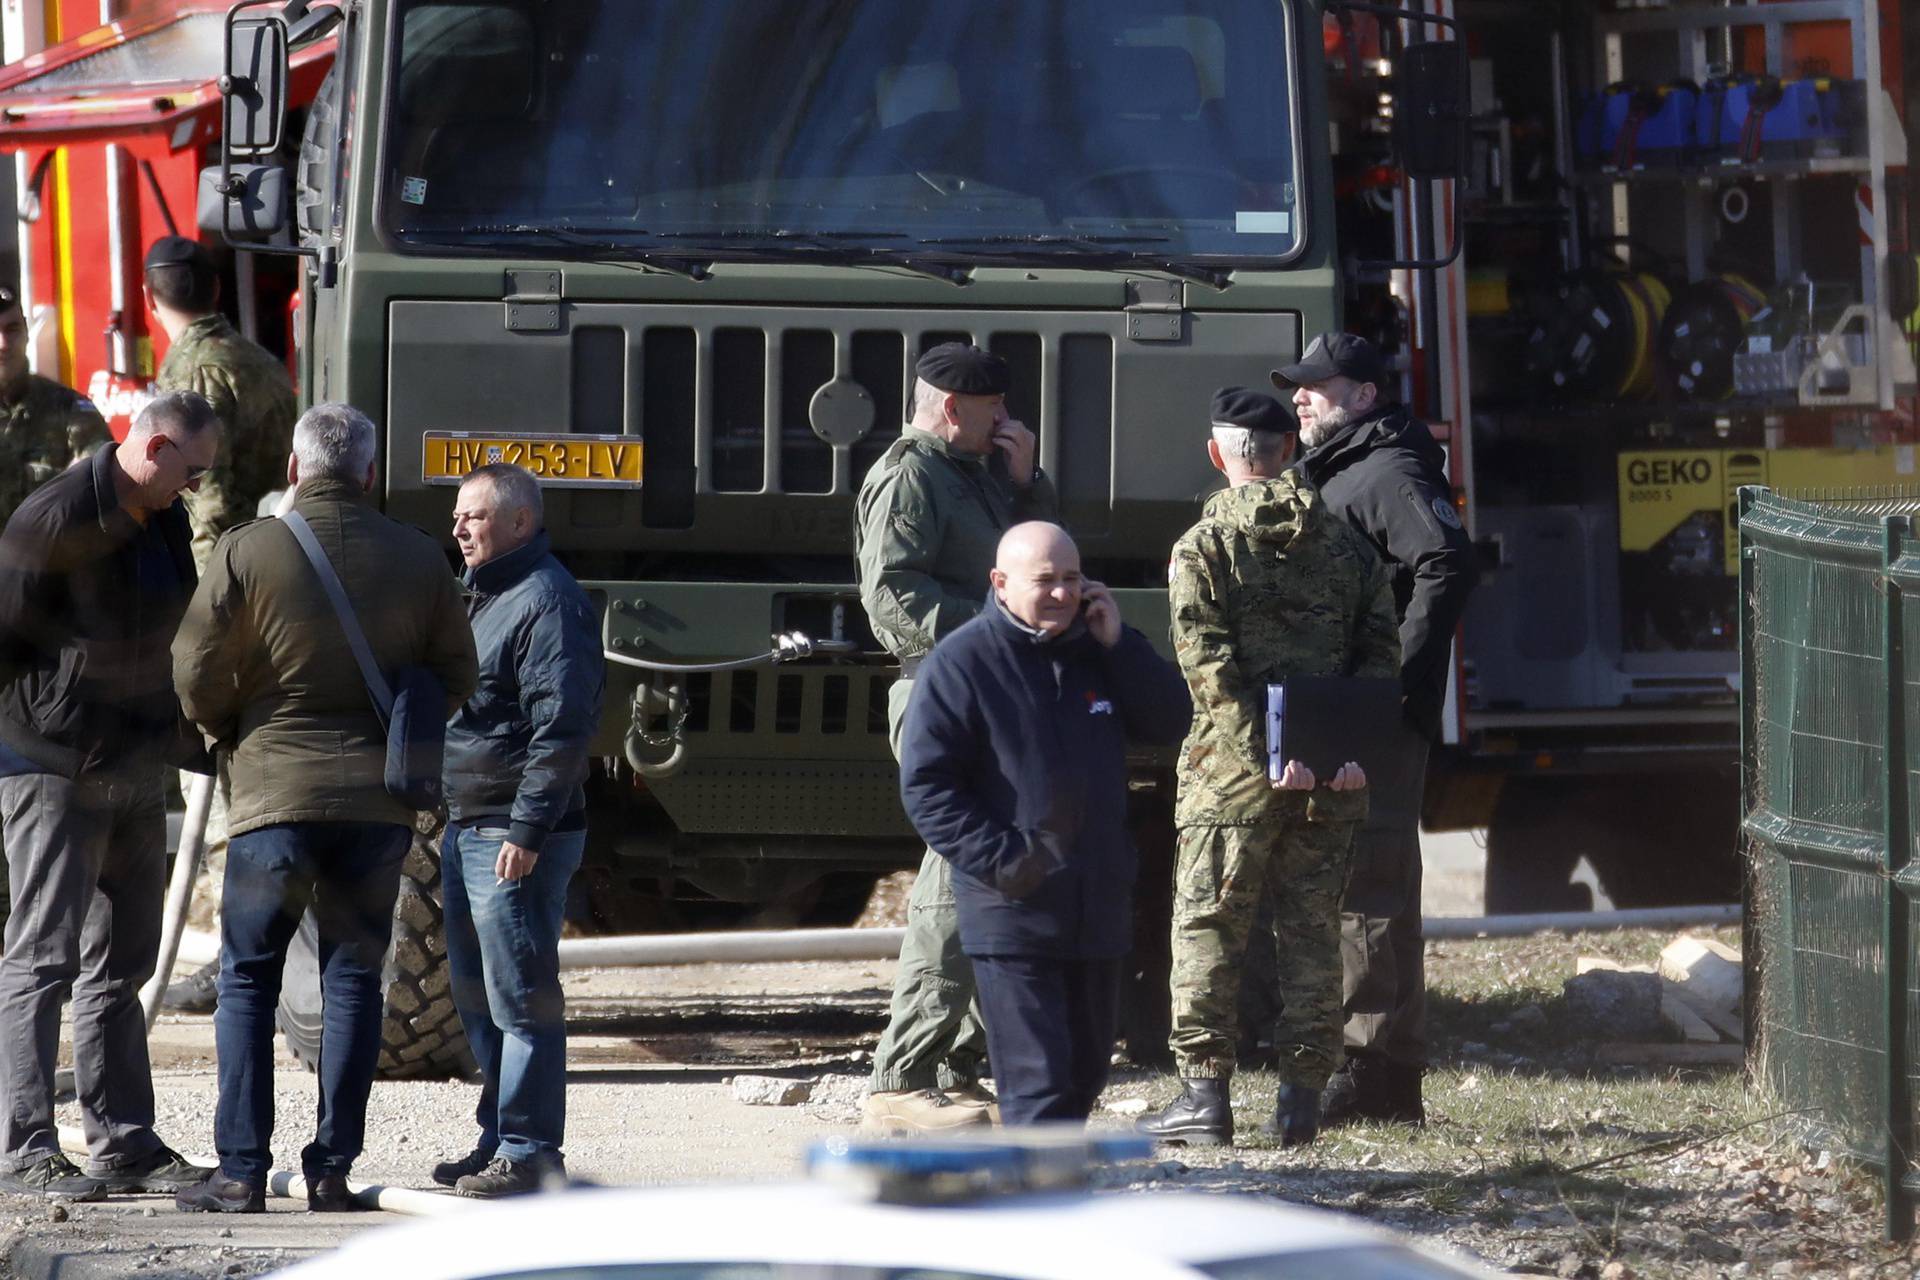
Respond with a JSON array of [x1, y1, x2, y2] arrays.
[[0, 772, 166, 1172], [869, 677, 989, 1092]]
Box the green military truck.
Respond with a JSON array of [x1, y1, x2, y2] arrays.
[[207, 0, 1460, 1075]]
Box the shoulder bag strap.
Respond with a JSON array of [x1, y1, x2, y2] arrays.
[[281, 509, 394, 723]]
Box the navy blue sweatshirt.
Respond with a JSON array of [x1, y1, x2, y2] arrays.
[[899, 597, 1191, 958]]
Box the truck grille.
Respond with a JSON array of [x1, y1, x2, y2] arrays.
[[632, 315, 1116, 523], [684, 671, 893, 739]]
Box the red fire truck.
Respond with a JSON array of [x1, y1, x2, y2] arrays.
[[2, 0, 329, 436]]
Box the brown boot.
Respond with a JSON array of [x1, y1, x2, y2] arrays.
[[860, 1089, 991, 1134]]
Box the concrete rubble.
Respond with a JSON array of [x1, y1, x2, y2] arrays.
[[729, 1075, 814, 1106]]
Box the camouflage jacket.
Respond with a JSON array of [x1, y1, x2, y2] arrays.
[[1169, 471, 1400, 827], [854, 428, 1057, 662], [0, 375, 110, 524], [156, 314, 298, 567]]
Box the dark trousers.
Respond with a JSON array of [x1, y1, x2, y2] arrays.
[[214, 821, 408, 1185], [0, 772, 166, 1172], [970, 955, 1121, 1126], [442, 820, 584, 1165], [1339, 732, 1431, 1068]]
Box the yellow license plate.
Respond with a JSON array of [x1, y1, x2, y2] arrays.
[[422, 433, 643, 488]]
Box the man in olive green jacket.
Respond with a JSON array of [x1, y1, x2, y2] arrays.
[[853, 343, 1057, 1133], [145, 237, 301, 978], [171, 403, 476, 1213]]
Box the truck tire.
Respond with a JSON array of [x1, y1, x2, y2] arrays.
[[275, 824, 478, 1081]]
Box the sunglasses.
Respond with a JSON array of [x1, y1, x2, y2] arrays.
[[160, 438, 212, 483]]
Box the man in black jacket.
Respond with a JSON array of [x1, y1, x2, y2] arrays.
[[1274, 333, 1478, 1125], [432, 463, 604, 1198], [0, 391, 218, 1201], [899, 522, 1190, 1125]]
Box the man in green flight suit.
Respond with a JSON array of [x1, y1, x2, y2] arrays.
[[0, 285, 111, 524], [143, 237, 299, 1011], [854, 342, 1057, 1132], [1137, 388, 1400, 1148]]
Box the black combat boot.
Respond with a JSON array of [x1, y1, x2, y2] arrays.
[[1258, 1085, 1321, 1147], [1320, 1054, 1425, 1127], [1135, 1078, 1234, 1146], [1377, 1059, 1426, 1125]]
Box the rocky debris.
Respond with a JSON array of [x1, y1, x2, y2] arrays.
[[1563, 969, 1663, 1039], [1105, 1097, 1150, 1117], [730, 1074, 814, 1106]]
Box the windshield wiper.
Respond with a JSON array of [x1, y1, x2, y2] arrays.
[[656, 230, 972, 287], [915, 233, 1233, 290], [455, 224, 713, 282], [919, 233, 1172, 248]]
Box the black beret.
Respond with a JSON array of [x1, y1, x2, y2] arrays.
[[1210, 386, 1293, 434], [0, 284, 16, 312], [915, 343, 1009, 396], [144, 235, 212, 272]]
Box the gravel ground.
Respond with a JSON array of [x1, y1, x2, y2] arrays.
[[4, 845, 1898, 1279]]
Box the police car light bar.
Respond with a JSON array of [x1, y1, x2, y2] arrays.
[[805, 1133, 1154, 1205]]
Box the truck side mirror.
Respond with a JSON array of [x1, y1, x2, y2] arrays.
[[197, 164, 289, 238], [222, 15, 288, 157], [1397, 39, 1468, 181]]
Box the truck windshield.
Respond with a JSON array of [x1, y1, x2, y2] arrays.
[[381, 0, 1304, 268]]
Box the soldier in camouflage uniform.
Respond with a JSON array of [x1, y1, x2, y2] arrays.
[[0, 286, 111, 525], [142, 238, 298, 1011], [144, 237, 298, 570], [854, 343, 1057, 1133], [1138, 388, 1399, 1149]]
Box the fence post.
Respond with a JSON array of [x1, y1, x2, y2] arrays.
[[1882, 514, 1915, 1241], [1739, 486, 1761, 1069]]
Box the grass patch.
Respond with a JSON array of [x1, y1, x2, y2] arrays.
[[1102, 926, 1920, 1276]]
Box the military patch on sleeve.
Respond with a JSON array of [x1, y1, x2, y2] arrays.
[[1431, 496, 1463, 530]]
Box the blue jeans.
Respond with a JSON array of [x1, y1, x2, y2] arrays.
[[442, 820, 584, 1164], [214, 821, 409, 1185]]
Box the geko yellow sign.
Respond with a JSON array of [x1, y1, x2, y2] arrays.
[[1618, 446, 1916, 575]]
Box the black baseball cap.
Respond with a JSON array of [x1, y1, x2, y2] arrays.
[[915, 343, 1010, 396], [1209, 386, 1293, 435], [143, 235, 212, 273], [1270, 331, 1387, 392]]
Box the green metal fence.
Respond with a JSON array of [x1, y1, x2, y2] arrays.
[[1740, 486, 1920, 1240]]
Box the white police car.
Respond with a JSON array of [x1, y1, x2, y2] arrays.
[[274, 1137, 1489, 1280]]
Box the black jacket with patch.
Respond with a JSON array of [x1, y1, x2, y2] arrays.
[[1298, 403, 1478, 739]]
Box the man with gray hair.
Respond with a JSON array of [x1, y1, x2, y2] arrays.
[[172, 402, 477, 1214], [0, 390, 220, 1201], [429, 462, 602, 1198]]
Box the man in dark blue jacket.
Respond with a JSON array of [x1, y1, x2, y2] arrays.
[[899, 522, 1190, 1125], [435, 463, 604, 1197]]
